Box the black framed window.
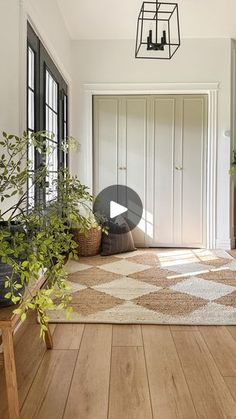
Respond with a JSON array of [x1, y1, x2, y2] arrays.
[[27, 23, 68, 205]]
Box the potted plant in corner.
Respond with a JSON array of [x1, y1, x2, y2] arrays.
[[53, 170, 108, 257], [0, 131, 94, 337]]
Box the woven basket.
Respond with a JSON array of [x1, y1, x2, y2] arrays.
[[71, 227, 102, 257]]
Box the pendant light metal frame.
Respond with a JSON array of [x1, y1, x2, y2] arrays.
[[135, 1, 181, 60]]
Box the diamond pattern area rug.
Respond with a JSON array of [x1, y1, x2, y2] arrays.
[[48, 249, 236, 325]]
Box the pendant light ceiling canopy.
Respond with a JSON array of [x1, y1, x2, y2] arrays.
[[135, 1, 180, 60]]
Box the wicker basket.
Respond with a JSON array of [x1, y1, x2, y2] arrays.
[[71, 227, 102, 257]]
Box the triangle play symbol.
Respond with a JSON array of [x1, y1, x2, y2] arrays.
[[110, 201, 128, 219]]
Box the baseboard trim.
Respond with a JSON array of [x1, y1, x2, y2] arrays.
[[216, 238, 235, 250]]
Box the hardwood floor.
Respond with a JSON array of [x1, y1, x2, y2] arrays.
[[1, 320, 236, 418]]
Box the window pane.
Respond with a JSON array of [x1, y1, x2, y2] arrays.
[[46, 69, 58, 112], [64, 94, 67, 138], [46, 143, 57, 172], [28, 175, 35, 208], [28, 90, 34, 131], [64, 122, 67, 139], [46, 70, 49, 105], [46, 106, 51, 135], [49, 73, 53, 108], [46, 172, 58, 202], [27, 45, 35, 206], [28, 47, 34, 90], [63, 94, 68, 169], [45, 69, 58, 136], [53, 112, 58, 138], [28, 137, 35, 170], [45, 69, 59, 187], [53, 81, 58, 112]]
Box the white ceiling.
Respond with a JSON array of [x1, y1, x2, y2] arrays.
[[57, 0, 236, 40]]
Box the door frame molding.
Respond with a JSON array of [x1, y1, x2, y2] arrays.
[[84, 82, 219, 249]]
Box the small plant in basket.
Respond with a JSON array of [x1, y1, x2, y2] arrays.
[[71, 212, 108, 257]]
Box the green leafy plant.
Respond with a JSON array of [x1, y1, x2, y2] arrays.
[[229, 150, 236, 176], [71, 211, 108, 235], [0, 131, 94, 338]]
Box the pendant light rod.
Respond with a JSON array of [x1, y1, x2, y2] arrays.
[[155, 0, 158, 44]]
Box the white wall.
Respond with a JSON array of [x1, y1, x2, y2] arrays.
[[0, 0, 72, 136], [0, 0, 72, 214], [0, 0, 20, 133], [23, 0, 72, 81], [21, 0, 72, 134], [71, 38, 233, 248]]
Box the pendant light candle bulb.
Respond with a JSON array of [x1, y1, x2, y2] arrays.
[[162, 30, 167, 45], [147, 29, 167, 51]]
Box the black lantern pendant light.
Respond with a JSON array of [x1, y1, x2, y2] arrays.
[[135, 1, 180, 59]]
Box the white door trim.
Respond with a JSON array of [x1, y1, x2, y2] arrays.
[[84, 82, 219, 249]]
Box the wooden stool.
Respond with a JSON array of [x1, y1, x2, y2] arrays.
[[0, 278, 53, 419]]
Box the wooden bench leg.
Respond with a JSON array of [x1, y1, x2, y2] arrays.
[[0, 333, 3, 367], [2, 327, 20, 419], [45, 325, 53, 350], [0, 352, 3, 368]]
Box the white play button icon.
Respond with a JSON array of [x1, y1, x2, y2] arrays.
[[110, 201, 128, 219], [93, 185, 143, 233]]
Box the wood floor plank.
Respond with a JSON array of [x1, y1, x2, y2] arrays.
[[14, 323, 47, 403], [170, 326, 199, 331], [112, 325, 143, 347], [0, 322, 46, 418], [224, 377, 236, 402], [199, 326, 236, 376], [3, 322, 236, 419], [52, 324, 84, 349], [49, 324, 56, 336], [109, 346, 152, 419], [227, 326, 236, 343], [142, 325, 197, 419], [63, 324, 112, 419], [21, 350, 77, 419], [172, 330, 236, 418]]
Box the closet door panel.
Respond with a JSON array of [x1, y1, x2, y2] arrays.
[[93, 94, 207, 249], [125, 98, 147, 245], [153, 98, 175, 245], [93, 97, 119, 193], [181, 97, 206, 246], [126, 98, 147, 203], [173, 97, 183, 245]]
